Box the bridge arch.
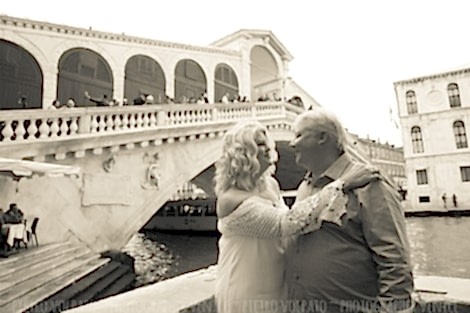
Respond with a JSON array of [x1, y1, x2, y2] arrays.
[[0, 39, 43, 109], [57, 48, 114, 106], [174, 59, 207, 103], [124, 54, 166, 104], [250, 45, 281, 101], [214, 63, 239, 102]]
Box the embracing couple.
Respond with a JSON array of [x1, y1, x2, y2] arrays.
[[213, 108, 414, 313]]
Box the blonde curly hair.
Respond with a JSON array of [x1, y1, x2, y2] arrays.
[[214, 121, 277, 196]]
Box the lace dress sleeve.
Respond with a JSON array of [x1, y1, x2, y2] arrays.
[[219, 180, 348, 238]]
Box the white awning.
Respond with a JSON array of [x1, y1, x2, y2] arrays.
[[0, 157, 81, 178]]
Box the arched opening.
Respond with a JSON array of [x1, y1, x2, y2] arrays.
[[174, 59, 207, 103], [57, 48, 113, 107], [447, 83, 461, 108], [0, 39, 43, 109], [214, 63, 239, 102], [453, 120, 468, 149], [124, 55, 166, 104], [250, 46, 280, 102]]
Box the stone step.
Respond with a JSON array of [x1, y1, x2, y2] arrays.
[[25, 261, 135, 313], [0, 242, 72, 267], [0, 242, 85, 281], [72, 262, 132, 305], [21, 258, 112, 313], [0, 250, 102, 310], [0, 244, 92, 294], [93, 271, 136, 301], [32, 260, 123, 313]]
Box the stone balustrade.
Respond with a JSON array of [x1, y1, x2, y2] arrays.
[[0, 102, 301, 145]]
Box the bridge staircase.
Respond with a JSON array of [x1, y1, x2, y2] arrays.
[[0, 242, 135, 313]]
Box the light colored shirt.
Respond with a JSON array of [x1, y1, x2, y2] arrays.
[[286, 153, 414, 313]]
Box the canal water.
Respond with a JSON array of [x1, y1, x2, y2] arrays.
[[122, 216, 470, 289], [406, 216, 470, 279]]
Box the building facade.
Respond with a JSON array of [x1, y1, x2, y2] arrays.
[[394, 68, 470, 211], [350, 134, 406, 193]]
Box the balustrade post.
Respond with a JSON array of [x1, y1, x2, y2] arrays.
[[211, 107, 218, 121], [50, 118, 60, 138], [149, 113, 157, 127], [78, 115, 91, 134], [69, 117, 79, 135], [156, 111, 167, 126], [26, 120, 38, 140], [251, 106, 257, 118], [59, 118, 69, 137], [15, 120, 26, 141], [106, 114, 115, 132], [129, 114, 136, 129], [38, 119, 50, 138], [142, 113, 150, 128], [1, 120, 14, 142]]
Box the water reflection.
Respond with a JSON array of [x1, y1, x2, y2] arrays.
[[406, 216, 470, 279], [123, 231, 218, 288], [124, 217, 470, 288]]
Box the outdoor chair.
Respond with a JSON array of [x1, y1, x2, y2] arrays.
[[28, 217, 39, 247]]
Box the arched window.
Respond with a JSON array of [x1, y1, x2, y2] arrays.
[[58, 48, 113, 107], [0, 39, 43, 109], [411, 126, 424, 153], [453, 120, 468, 149], [448, 83, 461, 108], [124, 55, 166, 104], [214, 63, 239, 103], [406, 90, 417, 114], [174, 59, 207, 103]]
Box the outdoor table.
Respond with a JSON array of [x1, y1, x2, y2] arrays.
[[1, 223, 27, 248]]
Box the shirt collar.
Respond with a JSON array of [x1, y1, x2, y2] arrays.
[[303, 152, 353, 186], [321, 152, 352, 181]]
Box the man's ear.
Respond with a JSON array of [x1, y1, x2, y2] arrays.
[[318, 131, 328, 144]]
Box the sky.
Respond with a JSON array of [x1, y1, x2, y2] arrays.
[[2, 0, 470, 146]]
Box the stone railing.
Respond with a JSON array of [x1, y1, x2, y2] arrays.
[[0, 102, 302, 144]]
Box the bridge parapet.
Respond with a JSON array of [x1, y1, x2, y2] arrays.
[[0, 102, 301, 160]]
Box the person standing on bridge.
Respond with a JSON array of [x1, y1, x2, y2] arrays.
[[84, 91, 110, 107], [286, 108, 415, 313], [213, 120, 380, 313]]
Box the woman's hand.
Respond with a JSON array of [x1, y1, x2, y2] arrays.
[[342, 165, 381, 192]]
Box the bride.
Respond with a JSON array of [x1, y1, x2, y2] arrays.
[[214, 121, 378, 313]]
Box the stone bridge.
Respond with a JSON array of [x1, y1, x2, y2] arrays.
[[0, 102, 304, 252]]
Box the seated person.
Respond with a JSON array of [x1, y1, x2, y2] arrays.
[[4, 203, 24, 224]]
